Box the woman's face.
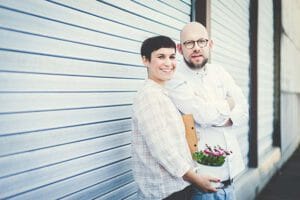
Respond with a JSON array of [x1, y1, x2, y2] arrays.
[[143, 48, 177, 85]]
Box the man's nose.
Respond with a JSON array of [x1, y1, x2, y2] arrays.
[[193, 46, 201, 53]]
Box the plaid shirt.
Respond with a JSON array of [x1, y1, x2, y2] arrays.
[[131, 79, 194, 199]]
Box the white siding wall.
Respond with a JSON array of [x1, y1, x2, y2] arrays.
[[281, 0, 300, 158], [281, 0, 300, 93], [0, 1, 191, 199], [210, 0, 250, 167], [257, 0, 274, 160]]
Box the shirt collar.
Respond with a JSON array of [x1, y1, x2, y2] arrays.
[[145, 79, 168, 95], [181, 60, 208, 78]]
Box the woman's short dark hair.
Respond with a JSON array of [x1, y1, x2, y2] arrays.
[[140, 35, 176, 61]]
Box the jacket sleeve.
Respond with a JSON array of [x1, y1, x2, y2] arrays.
[[221, 68, 249, 126], [167, 79, 231, 127]]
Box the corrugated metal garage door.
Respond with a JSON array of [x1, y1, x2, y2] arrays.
[[257, 0, 274, 159], [0, 0, 191, 199], [210, 0, 251, 167]]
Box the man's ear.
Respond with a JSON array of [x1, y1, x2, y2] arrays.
[[177, 43, 183, 55], [208, 39, 214, 49]]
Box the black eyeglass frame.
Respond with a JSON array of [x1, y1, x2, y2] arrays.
[[182, 39, 209, 49]]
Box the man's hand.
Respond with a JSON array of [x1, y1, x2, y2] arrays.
[[223, 118, 233, 127], [183, 170, 218, 193]]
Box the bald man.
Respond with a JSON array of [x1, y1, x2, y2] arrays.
[[166, 22, 249, 200]]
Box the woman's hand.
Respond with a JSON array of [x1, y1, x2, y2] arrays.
[[183, 169, 218, 192]]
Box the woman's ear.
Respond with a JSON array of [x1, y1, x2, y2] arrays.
[[177, 43, 183, 55], [142, 56, 149, 67]]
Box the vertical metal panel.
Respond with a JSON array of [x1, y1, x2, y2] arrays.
[[249, 0, 258, 167], [272, 0, 281, 148], [0, 0, 191, 199], [210, 0, 251, 167], [281, 92, 300, 154], [257, 0, 275, 159]]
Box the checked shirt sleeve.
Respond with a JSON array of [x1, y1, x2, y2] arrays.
[[135, 91, 191, 178]]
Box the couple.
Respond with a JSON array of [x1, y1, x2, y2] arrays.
[[131, 22, 249, 200]]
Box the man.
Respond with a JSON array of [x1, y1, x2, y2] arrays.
[[166, 22, 249, 199], [131, 35, 219, 200]]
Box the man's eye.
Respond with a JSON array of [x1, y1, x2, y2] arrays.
[[170, 55, 176, 59]]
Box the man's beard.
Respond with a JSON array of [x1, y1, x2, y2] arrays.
[[183, 57, 208, 70]]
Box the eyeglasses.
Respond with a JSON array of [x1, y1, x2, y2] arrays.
[[183, 39, 209, 49]]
